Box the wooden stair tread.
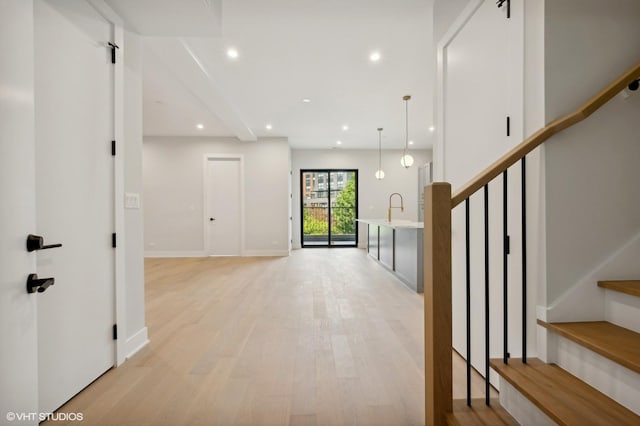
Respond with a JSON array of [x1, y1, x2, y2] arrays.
[[447, 399, 518, 426], [538, 320, 640, 374], [490, 358, 639, 425], [598, 280, 640, 297]]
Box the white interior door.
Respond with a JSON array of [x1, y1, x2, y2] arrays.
[[443, 0, 524, 387], [444, 0, 519, 189], [0, 0, 39, 417], [35, 0, 115, 413], [206, 158, 242, 256]]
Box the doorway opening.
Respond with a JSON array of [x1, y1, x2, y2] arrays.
[[300, 170, 358, 247]]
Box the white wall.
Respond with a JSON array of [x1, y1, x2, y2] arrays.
[[543, 0, 640, 312], [143, 137, 290, 256], [0, 0, 39, 418], [291, 149, 432, 249], [123, 30, 147, 354]]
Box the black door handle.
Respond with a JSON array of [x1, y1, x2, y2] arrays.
[[210, 218, 215, 221], [27, 234, 62, 252], [26, 273, 55, 294]]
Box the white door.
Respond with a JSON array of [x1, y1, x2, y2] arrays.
[[35, 0, 115, 413], [206, 158, 242, 256], [443, 0, 524, 386], [444, 0, 522, 189], [0, 0, 39, 417]]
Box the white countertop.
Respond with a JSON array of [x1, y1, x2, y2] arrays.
[[356, 219, 424, 229]]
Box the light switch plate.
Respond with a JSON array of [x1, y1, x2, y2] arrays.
[[125, 192, 140, 209]]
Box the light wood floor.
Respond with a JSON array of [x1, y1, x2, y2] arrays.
[[51, 249, 493, 425]]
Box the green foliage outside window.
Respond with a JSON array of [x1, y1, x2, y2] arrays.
[[303, 209, 328, 235], [303, 173, 356, 236], [333, 178, 356, 235]]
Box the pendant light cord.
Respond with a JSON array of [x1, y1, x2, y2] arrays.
[[404, 95, 410, 155], [378, 128, 382, 170]]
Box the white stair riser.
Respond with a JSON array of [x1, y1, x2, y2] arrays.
[[549, 333, 640, 415], [498, 378, 555, 426], [604, 290, 640, 333]]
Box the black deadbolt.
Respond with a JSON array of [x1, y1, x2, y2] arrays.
[[27, 273, 55, 294]]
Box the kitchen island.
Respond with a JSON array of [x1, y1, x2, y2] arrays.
[[357, 219, 424, 293]]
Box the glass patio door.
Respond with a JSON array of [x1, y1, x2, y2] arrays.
[[301, 170, 358, 247]]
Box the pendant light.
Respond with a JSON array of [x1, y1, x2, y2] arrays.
[[400, 95, 414, 168], [375, 127, 385, 180]]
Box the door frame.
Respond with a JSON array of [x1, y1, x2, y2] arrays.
[[300, 169, 358, 248], [109, 9, 127, 368], [203, 153, 245, 256]]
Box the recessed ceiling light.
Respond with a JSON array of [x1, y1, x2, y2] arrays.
[[369, 51, 381, 62], [265, 124, 272, 130], [429, 125, 435, 132], [302, 98, 311, 103], [409, 140, 414, 145], [336, 140, 342, 145], [342, 125, 349, 131], [196, 124, 204, 130], [226, 47, 239, 59]]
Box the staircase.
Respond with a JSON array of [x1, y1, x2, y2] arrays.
[[490, 280, 640, 424], [423, 62, 640, 425]]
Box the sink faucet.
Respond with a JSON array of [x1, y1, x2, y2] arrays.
[[388, 193, 404, 222]]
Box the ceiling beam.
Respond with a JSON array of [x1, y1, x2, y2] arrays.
[[144, 38, 257, 142]]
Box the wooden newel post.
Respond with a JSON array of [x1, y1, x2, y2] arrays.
[[424, 182, 452, 425]]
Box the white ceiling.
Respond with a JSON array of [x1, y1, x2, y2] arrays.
[[106, 0, 222, 36], [109, 0, 435, 149]]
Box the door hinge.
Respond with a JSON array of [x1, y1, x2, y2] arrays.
[[506, 116, 511, 137], [108, 42, 119, 64], [111, 140, 116, 156], [497, 0, 511, 18], [112, 233, 117, 248], [505, 235, 511, 255], [112, 324, 118, 340]]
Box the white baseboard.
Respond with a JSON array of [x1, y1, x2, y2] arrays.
[[145, 250, 291, 258], [144, 251, 206, 258], [125, 326, 149, 359], [242, 250, 289, 257]]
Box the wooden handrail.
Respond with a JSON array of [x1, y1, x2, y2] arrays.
[[451, 61, 640, 208]]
